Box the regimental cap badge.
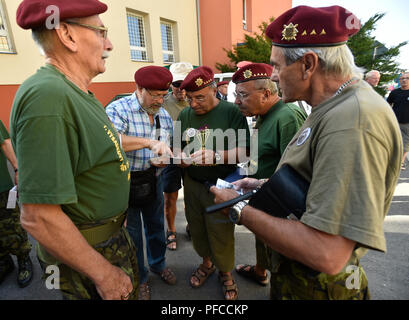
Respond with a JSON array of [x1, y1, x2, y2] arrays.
[[195, 77, 204, 87], [281, 22, 298, 41], [243, 70, 253, 79]]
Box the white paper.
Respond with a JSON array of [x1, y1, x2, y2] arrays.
[[7, 185, 18, 209]]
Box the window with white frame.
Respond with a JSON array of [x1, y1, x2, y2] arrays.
[[0, 1, 14, 53], [160, 21, 175, 63], [127, 12, 148, 61]]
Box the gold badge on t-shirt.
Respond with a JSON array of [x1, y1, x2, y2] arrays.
[[297, 127, 311, 146]]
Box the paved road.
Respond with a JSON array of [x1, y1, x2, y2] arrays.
[[1, 169, 408, 300]]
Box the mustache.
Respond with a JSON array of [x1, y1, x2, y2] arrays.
[[102, 51, 110, 59]]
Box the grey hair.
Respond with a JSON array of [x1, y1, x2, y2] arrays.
[[280, 44, 364, 79], [365, 70, 380, 79], [253, 79, 278, 94], [31, 27, 53, 55]]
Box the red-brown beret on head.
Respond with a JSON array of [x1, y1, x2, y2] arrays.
[[134, 66, 173, 91], [17, 0, 108, 30], [217, 81, 229, 87], [180, 66, 214, 92], [265, 5, 361, 47], [232, 63, 273, 84]]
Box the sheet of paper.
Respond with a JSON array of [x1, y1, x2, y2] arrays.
[[216, 178, 243, 195], [7, 185, 17, 209]]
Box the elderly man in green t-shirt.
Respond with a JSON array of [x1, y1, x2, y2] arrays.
[[231, 63, 306, 286], [177, 66, 250, 300], [0, 120, 33, 288], [10, 0, 140, 300]]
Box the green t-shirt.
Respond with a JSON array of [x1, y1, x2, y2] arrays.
[[10, 64, 130, 225], [249, 101, 307, 179], [278, 80, 402, 256], [178, 99, 250, 182], [0, 120, 13, 193]]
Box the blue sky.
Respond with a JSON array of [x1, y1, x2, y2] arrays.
[[292, 0, 409, 71]]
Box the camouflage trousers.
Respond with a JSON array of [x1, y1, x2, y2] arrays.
[[0, 190, 32, 260], [38, 226, 139, 300], [270, 259, 371, 300]]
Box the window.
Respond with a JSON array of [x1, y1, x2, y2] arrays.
[[160, 22, 175, 63], [0, 0, 14, 53], [127, 12, 148, 61], [242, 0, 247, 30]]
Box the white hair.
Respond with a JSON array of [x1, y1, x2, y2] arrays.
[[280, 44, 364, 79], [365, 70, 380, 79], [253, 79, 278, 94]]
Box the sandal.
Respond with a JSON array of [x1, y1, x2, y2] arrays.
[[138, 283, 151, 300], [190, 263, 216, 288], [151, 267, 177, 285], [218, 272, 238, 300], [235, 264, 269, 286], [166, 230, 177, 250]]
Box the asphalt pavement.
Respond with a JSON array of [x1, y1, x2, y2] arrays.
[[1, 168, 408, 300]]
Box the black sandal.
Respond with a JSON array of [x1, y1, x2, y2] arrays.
[[166, 230, 177, 250]]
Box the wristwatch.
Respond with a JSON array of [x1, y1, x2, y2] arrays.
[[229, 201, 247, 225], [214, 151, 222, 164]]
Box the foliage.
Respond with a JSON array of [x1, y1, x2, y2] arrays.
[[347, 13, 407, 96], [215, 18, 274, 73]]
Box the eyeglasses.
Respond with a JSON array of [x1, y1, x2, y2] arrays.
[[400, 77, 409, 81], [186, 96, 206, 103], [146, 89, 168, 101], [65, 20, 108, 39], [234, 89, 265, 100]]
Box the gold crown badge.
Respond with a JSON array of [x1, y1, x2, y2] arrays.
[[243, 69, 253, 79], [195, 77, 204, 87], [282, 22, 299, 41]]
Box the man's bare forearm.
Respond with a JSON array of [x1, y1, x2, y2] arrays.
[[240, 206, 356, 275], [20, 204, 113, 285], [120, 135, 151, 152], [1, 139, 18, 170]]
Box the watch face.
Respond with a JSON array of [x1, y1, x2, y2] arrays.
[[215, 152, 221, 161], [229, 208, 239, 224]]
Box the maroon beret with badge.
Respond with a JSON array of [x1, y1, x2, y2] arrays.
[[265, 5, 361, 47], [180, 66, 214, 92], [134, 66, 173, 91], [17, 0, 108, 30], [232, 63, 274, 84]]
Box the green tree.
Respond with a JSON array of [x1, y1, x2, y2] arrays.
[[217, 13, 407, 96], [215, 18, 274, 73], [347, 13, 407, 96]]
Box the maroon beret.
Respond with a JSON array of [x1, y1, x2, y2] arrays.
[[265, 5, 361, 47], [134, 66, 173, 91], [232, 63, 273, 84], [180, 66, 214, 92], [17, 0, 108, 30], [217, 81, 229, 87]]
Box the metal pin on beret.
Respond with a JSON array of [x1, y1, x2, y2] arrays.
[[180, 66, 215, 92], [16, 0, 108, 30], [134, 66, 173, 91], [265, 5, 361, 47], [232, 63, 274, 84]]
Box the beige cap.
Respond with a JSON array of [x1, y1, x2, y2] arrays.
[[170, 62, 194, 82]]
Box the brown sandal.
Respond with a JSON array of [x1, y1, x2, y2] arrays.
[[235, 264, 269, 286], [190, 263, 216, 288], [218, 272, 238, 300]]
